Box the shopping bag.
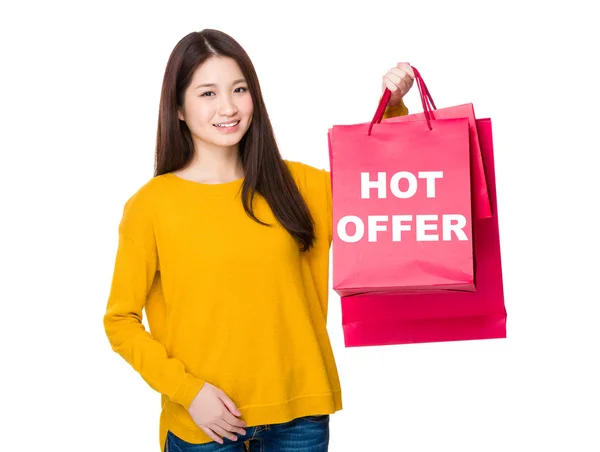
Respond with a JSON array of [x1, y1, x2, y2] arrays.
[[340, 118, 506, 346], [328, 68, 475, 297]]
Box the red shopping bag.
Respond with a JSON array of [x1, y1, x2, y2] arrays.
[[340, 118, 506, 346], [329, 68, 475, 297]]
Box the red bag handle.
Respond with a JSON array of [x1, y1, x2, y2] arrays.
[[368, 66, 436, 135], [414, 67, 436, 111]]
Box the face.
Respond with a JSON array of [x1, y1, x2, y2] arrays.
[[178, 56, 254, 151]]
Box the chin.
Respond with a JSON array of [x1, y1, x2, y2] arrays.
[[211, 135, 244, 148]]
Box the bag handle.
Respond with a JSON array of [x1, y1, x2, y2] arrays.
[[368, 66, 435, 135], [414, 67, 436, 111]]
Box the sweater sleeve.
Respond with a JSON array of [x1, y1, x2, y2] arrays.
[[383, 98, 409, 119], [103, 191, 205, 409]]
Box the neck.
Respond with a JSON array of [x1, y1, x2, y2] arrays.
[[185, 141, 244, 183]]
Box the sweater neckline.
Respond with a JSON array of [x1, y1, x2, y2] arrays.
[[163, 172, 245, 189]]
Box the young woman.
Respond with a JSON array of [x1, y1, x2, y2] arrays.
[[104, 29, 414, 452]]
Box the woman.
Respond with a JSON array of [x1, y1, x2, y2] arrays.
[[104, 29, 414, 452]]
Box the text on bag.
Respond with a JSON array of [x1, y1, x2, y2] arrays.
[[337, 171, 469, 243]]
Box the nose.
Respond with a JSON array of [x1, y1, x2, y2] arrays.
[[218, 94, 238, 117]]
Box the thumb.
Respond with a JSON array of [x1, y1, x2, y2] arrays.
[[219, 392, 241, 416]]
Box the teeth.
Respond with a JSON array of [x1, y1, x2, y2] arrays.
[[215, 121, 240, 127]]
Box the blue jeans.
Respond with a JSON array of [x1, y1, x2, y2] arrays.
[[165, 415, 330, 452]]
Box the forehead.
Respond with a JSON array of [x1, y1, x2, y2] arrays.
[[191, 56, 245, 84]]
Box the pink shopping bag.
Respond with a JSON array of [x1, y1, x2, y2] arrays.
[[328, 68, 475, 297], [340, 118, 507, 346]]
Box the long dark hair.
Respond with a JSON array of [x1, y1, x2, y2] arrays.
[[154, 29, 315, 252]]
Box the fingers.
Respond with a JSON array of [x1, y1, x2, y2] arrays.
[[198, 412, 246, 444], [211, 423, 240, 443], [218, 392, 245, 432], [382, 76, 398, 93], [201, 422, 240, 444], [388, 66, 413, 83], [223, 410, 247, 432], [383, 73, 405, 92], [396, 62, 415, 80], [217, 417, 247, 437], [383, 74, 411, 97], [388, 67, 414, 87], [200, 425, 225, 445], [382, 63, 414, 95], [399, 76, 412, 95], [390, 68, 414, 89], [219, 392, 242, 417]]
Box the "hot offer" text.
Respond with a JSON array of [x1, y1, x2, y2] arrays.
[[336, 171, 469, 243]]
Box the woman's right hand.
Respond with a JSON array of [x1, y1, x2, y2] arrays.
[[188, 382, 247, 444]]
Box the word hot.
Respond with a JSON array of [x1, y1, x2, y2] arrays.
[[337, 171, 469, 243]]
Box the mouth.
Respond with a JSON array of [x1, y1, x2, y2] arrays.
[[213, 120, 241, 128]]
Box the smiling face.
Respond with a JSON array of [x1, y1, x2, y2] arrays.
[[178, 56, 254, 152]]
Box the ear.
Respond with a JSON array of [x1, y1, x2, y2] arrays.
[[177, 108, 185, 121]]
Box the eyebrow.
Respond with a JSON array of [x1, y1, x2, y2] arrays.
[[194, 79, 247, 89]]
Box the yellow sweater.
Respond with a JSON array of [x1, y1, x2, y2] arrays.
[[104, 100, 407, 450]]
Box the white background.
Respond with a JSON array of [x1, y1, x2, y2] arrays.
[[1, 1, 599, 450]]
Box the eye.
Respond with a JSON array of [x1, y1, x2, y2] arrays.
[[234, 87, 248, 93], [200, 91, 215, 97]]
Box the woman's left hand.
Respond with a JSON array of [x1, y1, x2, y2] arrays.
[[382, 62, 415, 107]]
